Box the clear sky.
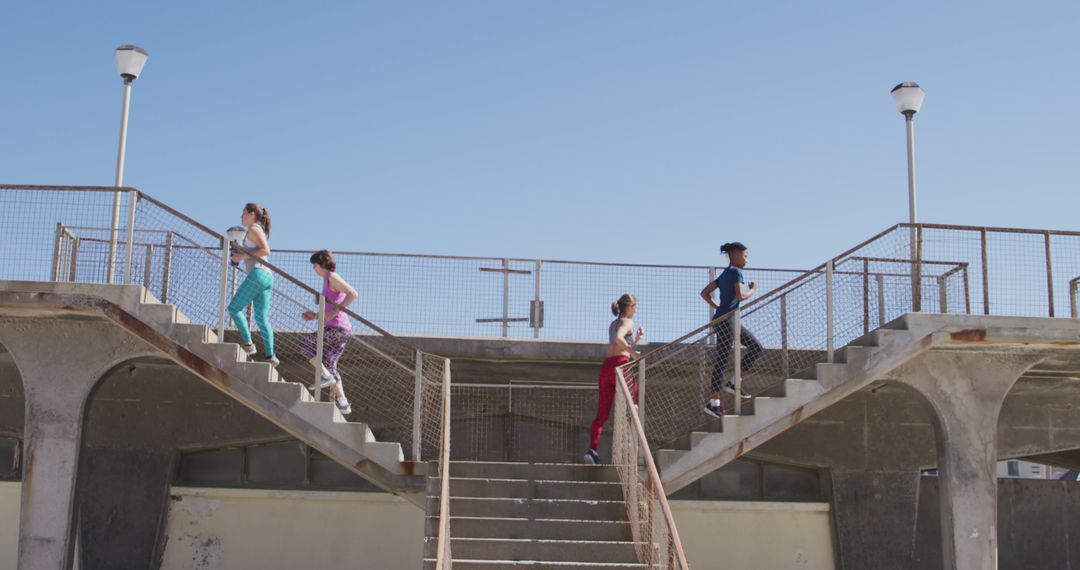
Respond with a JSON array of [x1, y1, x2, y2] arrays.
[[2, 1, 1077, 270]]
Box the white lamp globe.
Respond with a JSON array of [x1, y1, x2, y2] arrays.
[[115, 45, 149, 82], [890, 82, 925, 116]]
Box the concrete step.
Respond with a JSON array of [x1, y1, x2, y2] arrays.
[[261, 380, 315, 407], [429, 496, 629, 520], [423, 559, 650, 569], [292, 400, 346, 426], [449, 462, 620, 483], [162, 322, 217, 345], [434, 478, 625, 501], [424, 516, 633, 542], [138, 302, 189, 325], [424, 537, 641, 563]]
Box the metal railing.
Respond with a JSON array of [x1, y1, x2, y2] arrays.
[[627, 222, 1080, 448], [435, 361, 453, 569], [0, 185, 448, 460], [613, 366, 688, 568]]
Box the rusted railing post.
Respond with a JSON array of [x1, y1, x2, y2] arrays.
[[1045, 231, 1055, 317], [862, 257, 870, 334], [143, 244, 154, 289], [217, 237, 229, 339], [826, 260, 835, 363], [938, 276, 948, 313], [981, 228, 990, 315], [780, 294, 789, 378], [68, 236, 79, 282]]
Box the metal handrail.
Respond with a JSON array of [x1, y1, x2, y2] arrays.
[[614, 367, 689, 569], [435, 358, 453, 569]]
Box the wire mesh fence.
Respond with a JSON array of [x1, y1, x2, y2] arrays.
[[629, 223, 1080, 449], [0, 185, 447, 461], [612, 367, 688, 569]]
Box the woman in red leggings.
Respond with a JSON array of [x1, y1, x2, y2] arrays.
[[584, 294, 644, 464]]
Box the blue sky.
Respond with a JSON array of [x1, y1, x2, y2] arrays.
[[2, 1, 1078, 269]]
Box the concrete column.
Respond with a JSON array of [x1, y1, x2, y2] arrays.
[[0, 319, 154, 570], [893, 351, 1043, 570]]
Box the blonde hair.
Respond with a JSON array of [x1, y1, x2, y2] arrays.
[[611, 293, 637, 316]]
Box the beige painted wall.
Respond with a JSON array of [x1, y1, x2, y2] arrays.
[[672, 500, 835, 570], [159, 487, 424, 570], [0, 482, 19, 570], [5, 483, 834, 570]]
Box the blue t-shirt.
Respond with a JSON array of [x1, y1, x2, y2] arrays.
[[713, 265, 745, 319]]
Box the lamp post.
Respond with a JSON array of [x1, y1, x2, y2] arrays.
[[106, 45, 149, 283], [891, 82, 926, 310]]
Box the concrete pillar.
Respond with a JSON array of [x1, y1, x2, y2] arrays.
[[0, 319, 154, 570], [893, 351, 1043, 570]]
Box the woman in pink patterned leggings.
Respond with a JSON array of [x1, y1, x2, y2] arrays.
[[299, 250, 357, 415]]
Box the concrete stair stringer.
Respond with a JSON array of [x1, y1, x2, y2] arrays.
[[659, 326, 943, 494], [0, 282, 428, 506]]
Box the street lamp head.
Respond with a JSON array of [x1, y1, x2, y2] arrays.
[[891, 82, 925, 117], [115, 45, 149, 83]]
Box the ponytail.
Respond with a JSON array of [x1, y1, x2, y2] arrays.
[[244, 203, 272, 237], [721, 241, 747, 255], [611, 293, 637, 316]]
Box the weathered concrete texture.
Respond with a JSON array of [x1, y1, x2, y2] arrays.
[[830, 470, 921, 570], [76, 448, 174, 570], [76, 361, 288, 569], [0, 318, 158, 570], [0, 344, 25, 437], [894, 351, 1043, 570], [914, 478, 1080, 570]]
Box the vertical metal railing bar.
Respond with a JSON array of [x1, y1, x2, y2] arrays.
[[533, 260, 542, 339], [780, 294, 790, 378], [962, 264, 972, 315], [862, 258, 870, 334], [413, 351, 424, 462], [938, 276, 948, 313], [502, 258, 510, 338], [68, 236, 80, 282], [1071, 278, 1079, 319], [1045, 231, 1055, 317], [161, 232, 173, 303], [313, 294, 326, 403], [638, 359, 648, 430], [981, 228, 990, 315], [50, 223, 63, 282], [914, 225, 923, 312], [826, 259, 835, 363], [217, 237, 229, 339], [123, 190, 138, 284], [143, 244, 154, 288], [733, 308, 743, 415]]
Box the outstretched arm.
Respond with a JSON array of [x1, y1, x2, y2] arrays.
[[700, 281, 719, 310]]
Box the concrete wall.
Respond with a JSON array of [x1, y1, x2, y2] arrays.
[[0, 482, 18, 570], [158, 487, 424, 570], [672, 500, 835, 570]]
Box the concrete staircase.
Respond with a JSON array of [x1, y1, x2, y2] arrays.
[[0, 281, 426, 502], [658, 316, 938, 493], [423, 461, 649, 569]]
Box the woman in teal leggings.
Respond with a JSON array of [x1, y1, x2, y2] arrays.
[[228, 203, 278, 366]]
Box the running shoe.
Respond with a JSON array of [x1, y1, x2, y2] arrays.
[[336, 396, 352, 415], [317, 372, 338, 389], [265, 354, 280, 367], [703, 401, 725, 418], [723, 381, 753, 400], [240, 342, 257, 358], [583, 449, 600, 465]]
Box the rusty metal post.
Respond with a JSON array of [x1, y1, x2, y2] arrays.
[[780, 294, 789, 379], [938, 276, 948, 313], [533, 260, 542, 339], [68, 237, 79, 282], [143, 244, 154, 289], [217, 237, 229, 339], [826, 260, 835, 363], [876, 274, 886, 326], [502, 258, 510, 338], [862, 258, 870, 334], [913, 225, 923, 312]]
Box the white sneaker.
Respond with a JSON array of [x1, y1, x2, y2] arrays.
[[318, 373, 338, 389], [336, 396, 352, 415], [240, 342, 257, 358], [723, 381, 752, 400]]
